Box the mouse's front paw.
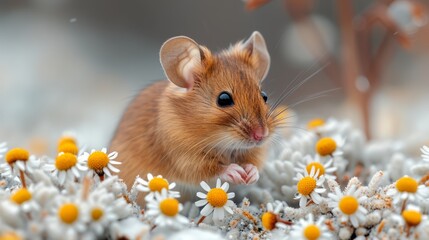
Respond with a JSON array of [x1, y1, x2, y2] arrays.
[[220, 163, 247, 185], [244, 164, 259, 184]]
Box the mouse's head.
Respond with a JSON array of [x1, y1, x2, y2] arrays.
[[160, 32, 277, 150]]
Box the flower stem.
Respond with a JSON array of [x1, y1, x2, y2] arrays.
[[197, 215, 206, 225], [19, 170, 27, 188]]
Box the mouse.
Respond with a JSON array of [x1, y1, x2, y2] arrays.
[[110, 31, 279, 190]]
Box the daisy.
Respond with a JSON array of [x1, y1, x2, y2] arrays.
[[195, 178, 235, 221], [315, 137, 344, 159], [386, 175, 429, 206], [1, 148, 39, 185], [422, 145, 429, 161], [289, 214, 332, 240], [146, 188, 188, 228], [9, 187, 40, 214], [44, 152, 88, 185], [136, 173, 180, 200], [46, 198, 86, 240], [295, 155, 337, 180], [261, 201, 284, 231], [79, 148, 121, 178], [83, 188, 123, 236], [294, 168, 326, 208], [328, 185, 368, 228]]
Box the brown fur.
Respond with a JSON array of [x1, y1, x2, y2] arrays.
[[110, 40, 277, 188]]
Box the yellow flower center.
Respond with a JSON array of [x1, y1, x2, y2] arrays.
[[306, 162, 325, 178], [396, 176, 418, 193], [297, 177, 317, 196], [55, 153, 77, 171], [91, 207, 104, 221], [87, 151, 109, 171], [261, 212, 277, 230], [58, 142, 78, 155], [58, 203, 79, 224], [307, 118, 325, 130], [303, 224, 321, 240], [339, 196, 359, 215], [148, 177, 169, 192], [159, 198, 180, 217], [316, 137, 337, 156], [402, 210, 422, 226], [58, 136, 76, 146], [5, 148, 29, 164], [10, 188, 32, 205], [206, 188, 228, 207]]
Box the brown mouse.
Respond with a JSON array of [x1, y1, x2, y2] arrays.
[[110, 31, 279, 189]]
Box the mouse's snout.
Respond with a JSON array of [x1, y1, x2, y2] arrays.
[[251, 125, 269, 142]]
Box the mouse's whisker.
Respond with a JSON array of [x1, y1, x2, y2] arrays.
[[269, 62, 329, 114]]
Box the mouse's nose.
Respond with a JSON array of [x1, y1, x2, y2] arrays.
[[252, 126, 268, 142]]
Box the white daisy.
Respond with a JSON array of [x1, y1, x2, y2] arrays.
[[391, 205, 427, 230], [261, 201, 284, 231], [422, 145, 429, 161], [328, 185, 368, 228], [295, 155, 337, 180], [9, 187, 40, 214], [146, 188, 188, 228], [79, 148, 121, 178], [1, 148, 39, 181], [387, 175, 429, 206], [46, 197, 86, 240], [195, 178, 236, 221], [315, 136, 345, 159], [44, 152, 88, 185], [289, 213, 332, 239], [83, 187, 122, 236], [136, 173, 180, 201], [294, 168, 326, 208]]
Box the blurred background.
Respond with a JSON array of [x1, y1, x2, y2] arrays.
[[1, 0, 428, 154]]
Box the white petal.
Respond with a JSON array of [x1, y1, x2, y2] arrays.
[[227, 192, 235, 199], [311, 192, 322, 203], [221, 182, 229, 192], [101, 148, 107, 153], [169, 182, 176, 189], [224, 206, 234, 215], [108, 151, 118, 159], [195, 200, 208, 207], [196, 192, 207, 199], [58, 171, 66, 185], [216, 178, 221, 188], [350, 215, 359, 228], [108, 164, 120, 173], [299, 197, 307, 208], [215, 207, 224, 220], [146, 173, 153, 180], [103, 167, 112, 176], [200, 181, 211, 192], [200, 204, 213, 216]]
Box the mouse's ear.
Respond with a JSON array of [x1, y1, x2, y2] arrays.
[[242, 31, 271, 82], [160, 36, 203, 90]]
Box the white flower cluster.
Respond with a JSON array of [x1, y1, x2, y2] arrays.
[[2, 117, 429, 239]]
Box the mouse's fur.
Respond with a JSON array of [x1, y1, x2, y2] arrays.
[[110, 32, 278, 188]]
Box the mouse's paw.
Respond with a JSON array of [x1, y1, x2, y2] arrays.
[[220, 163, 247, 185], [244, 164, 259, 184]]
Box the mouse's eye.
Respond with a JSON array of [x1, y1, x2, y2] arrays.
[[261, 91, 268, 103], [217, 91, 234, 107]]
